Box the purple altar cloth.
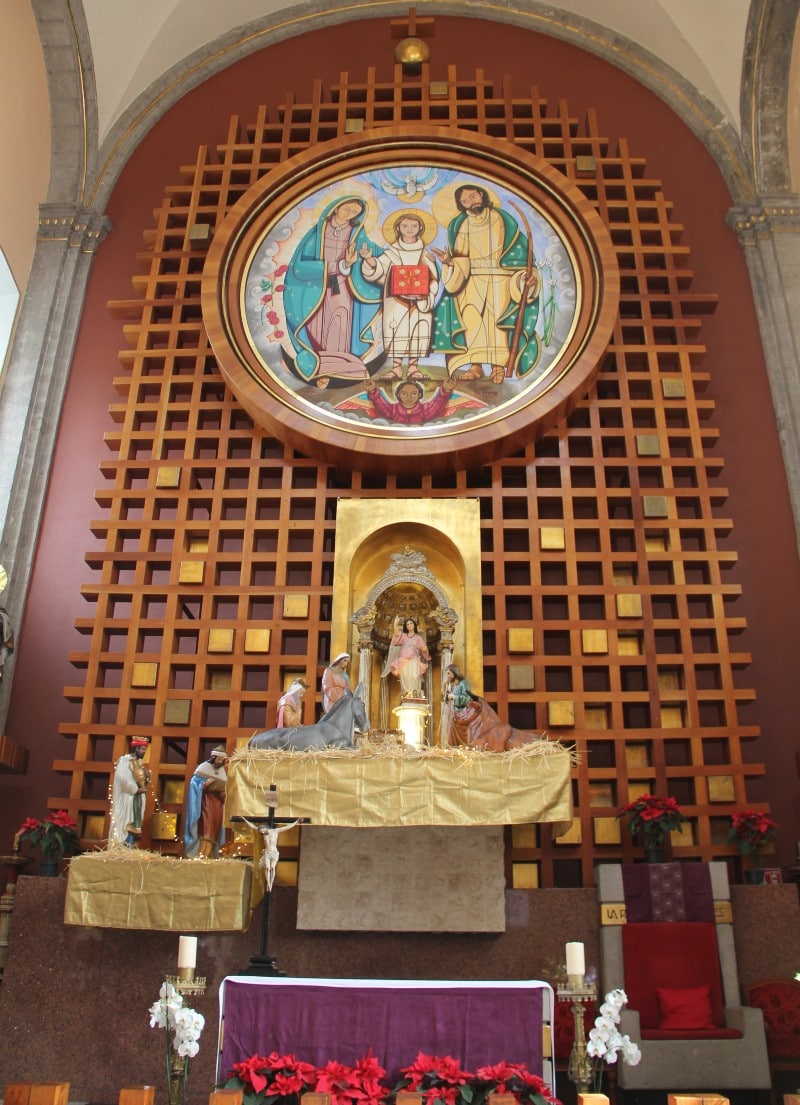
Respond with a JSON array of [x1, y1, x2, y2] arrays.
[[218, 978, 547, 1087]]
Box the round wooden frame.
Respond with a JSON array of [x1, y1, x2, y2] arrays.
[[202, 126, 619, 473]]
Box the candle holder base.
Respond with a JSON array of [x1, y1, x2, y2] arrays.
[[556, 978, 598, 1095]]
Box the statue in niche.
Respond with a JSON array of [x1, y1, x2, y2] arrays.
[[383, 615, 431, 697]]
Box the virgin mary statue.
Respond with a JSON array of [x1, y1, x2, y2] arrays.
[[382, 616, 431, 697]]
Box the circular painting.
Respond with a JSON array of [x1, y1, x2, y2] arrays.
[[203, 128, 619, 471]]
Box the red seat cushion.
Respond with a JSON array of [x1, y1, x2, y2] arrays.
[[657, 984, 716, 1030], [641, 1026, 742, 1041]]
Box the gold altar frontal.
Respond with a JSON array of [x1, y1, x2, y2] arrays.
[[64, 852, 253, 930], [226, 743, 574, 830]]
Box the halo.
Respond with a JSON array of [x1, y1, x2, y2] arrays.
[[381, 207, 439, 246], [430, 180, 502, 228]]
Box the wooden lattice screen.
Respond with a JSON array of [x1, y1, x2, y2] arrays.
[[58, 61, 765, 888]]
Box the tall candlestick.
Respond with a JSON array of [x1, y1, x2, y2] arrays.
[[566, 941, 585, 979], [178, 935, 197, 970]]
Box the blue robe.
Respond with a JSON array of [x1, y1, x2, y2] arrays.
[[184, 768, 226, 858], [283, 195, 384, 383]]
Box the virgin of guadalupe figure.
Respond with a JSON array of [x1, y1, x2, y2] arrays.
[[383, 615, 431, 697], [360, 208, 440, 379], [282, 195, 384, 386]]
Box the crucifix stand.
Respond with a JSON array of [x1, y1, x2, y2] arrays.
[[231, 784, 310, 977]]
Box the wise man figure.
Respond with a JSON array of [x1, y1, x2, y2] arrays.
[[322, 652, 351, 713], [109, 736, 151, 847], [276, 677, 309, 728], [184, 746, 229, 858]]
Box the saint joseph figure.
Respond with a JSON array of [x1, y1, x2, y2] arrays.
[[431, 184, 540, 383]]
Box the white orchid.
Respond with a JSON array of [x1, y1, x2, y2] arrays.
[[587, 988, 641, 1090], [150, 980, 204, 1099]]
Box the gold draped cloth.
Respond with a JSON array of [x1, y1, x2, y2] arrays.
[[226, 743, 574, 831], [64, 851, 252, 930]]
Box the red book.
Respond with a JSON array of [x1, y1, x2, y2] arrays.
[[389, 264, 429, 296]]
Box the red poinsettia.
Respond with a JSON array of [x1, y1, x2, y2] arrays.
[[227, 1051, 317, 1101], [314, 1053, 386, 1105], [472, 1061, 558, 1105], [16, 809, 81, 860], [616, 794, 687, 848], [396, 1053, 472, 1105], [728, 810, 778, 855]]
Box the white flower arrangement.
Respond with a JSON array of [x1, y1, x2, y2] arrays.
[[150, 981, 205, 1098], [586, 988, 641, 1088]]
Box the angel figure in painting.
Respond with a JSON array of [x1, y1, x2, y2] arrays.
[[364, 375, 455, 425], [383, 616, 431, 698], [360, 208, 440, 380]]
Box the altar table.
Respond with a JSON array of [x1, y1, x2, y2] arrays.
[[217, 976, 555, 1095]]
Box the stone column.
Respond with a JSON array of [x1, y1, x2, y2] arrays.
[[727, 197, 800, 554], [0, 203, 110, 725]]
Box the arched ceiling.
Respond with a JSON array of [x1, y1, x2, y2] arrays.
[[82, 0, 751, 143]]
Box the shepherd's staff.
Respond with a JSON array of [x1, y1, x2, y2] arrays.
[[507, 200, 539, 378]]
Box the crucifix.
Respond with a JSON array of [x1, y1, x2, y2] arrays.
[[231, 784, 310, 976]]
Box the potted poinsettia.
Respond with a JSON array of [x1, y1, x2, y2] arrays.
[[394, 1053, 559, 1105], [470, 1060, 559, 1105], [224, 1051, 317, 1105], [728, 809, 777, 882], [15, 809, 81, 875], [616, 794, 687, 861]]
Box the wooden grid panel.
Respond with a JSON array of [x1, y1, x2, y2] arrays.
[[57, 62, 765, 884]]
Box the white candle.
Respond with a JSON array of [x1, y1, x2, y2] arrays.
[[566, 941, 585, 978], [178, 935, 197, 970]]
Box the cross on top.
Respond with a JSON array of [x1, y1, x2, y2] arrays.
[[390, 7, 435, 40]]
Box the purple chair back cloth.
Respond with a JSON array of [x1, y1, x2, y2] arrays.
[[621, 861, 714, 922]]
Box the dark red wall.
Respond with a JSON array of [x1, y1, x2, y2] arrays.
[[3, 16, 798, 863]]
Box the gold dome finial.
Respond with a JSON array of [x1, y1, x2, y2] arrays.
[[395, 36, 430, 74]]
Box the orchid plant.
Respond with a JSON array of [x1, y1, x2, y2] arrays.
[[586, 989, 641, 1091], [150, 981, 205, 1103]]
